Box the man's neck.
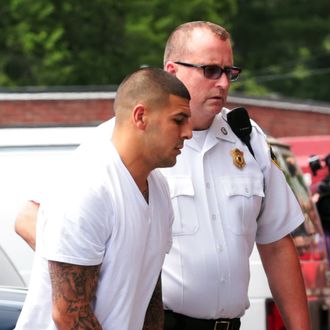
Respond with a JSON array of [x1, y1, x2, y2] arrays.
[[191, 116, 214, 130], [141, 181, 149, 203]]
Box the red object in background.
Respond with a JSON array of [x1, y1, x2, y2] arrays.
[[278, 135, 330, 191], [266, 299, 286, 330]]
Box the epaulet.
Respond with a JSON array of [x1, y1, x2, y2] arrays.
[[249, 119, 281, 170]]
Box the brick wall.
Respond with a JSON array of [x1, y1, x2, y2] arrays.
[[0, 99, 114, 127], [0, 92, 329, 138], [0, 94, 115, 127], [228, 96, 330, 138], [247, 106, 330, 137]]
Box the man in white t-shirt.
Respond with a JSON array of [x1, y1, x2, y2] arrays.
[[14, 67, 192, 330]]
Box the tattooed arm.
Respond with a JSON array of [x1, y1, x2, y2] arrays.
[[48, 261, 102, 330], [143, 274, 164, 330]]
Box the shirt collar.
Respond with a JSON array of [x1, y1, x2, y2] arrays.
[[211, 108, 236, 143], [185, 108, 237, 152]]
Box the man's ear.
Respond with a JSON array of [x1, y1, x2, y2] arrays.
[[165, 61, 176, 75], [132, 104, 147, 130]]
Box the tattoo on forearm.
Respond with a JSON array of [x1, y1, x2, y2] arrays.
[[143, 274, 164, 330], [49, 261, 101, 329]]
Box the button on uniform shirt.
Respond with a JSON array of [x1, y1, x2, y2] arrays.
[[161, 108, 304, 319]]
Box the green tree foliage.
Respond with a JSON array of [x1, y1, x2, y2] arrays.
[[0, 0, 329, 101], [0, 0, 128, 85], [115, 0, 236, 81], [0, 0, 237, 86], [0, 0, 235, 86], [232, 0, 330, 101]]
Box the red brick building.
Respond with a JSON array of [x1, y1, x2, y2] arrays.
[[0, 90, 329, 138], [228, 95, 330, 137]]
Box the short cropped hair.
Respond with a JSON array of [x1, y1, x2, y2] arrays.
[[114, 67, 190, 120], [163, 21, 230, 65]]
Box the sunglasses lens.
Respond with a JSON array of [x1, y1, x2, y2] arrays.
[[228, 68, 241, 81], [204, 66, 222, 79], [204, 66, 241, 81]]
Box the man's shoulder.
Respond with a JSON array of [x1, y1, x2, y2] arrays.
[[250, 119, 267, 138], [220, 107, 266, 137]]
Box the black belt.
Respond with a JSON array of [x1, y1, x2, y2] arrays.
[[164, 310, 241, 330]]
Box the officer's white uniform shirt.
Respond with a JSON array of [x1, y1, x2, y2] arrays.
[[15, 119, 173, 330], [161, 108, 304, 319]]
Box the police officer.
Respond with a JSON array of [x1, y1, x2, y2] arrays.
[[161, 21, 310, 330]]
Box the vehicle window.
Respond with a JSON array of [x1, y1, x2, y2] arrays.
[[0, 246, 25, 287]]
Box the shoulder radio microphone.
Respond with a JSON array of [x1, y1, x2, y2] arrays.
[[227, 107, 255, 158]]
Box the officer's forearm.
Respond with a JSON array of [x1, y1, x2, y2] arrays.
[[257, 235, 311, 330], [143, 274, 164, 330]]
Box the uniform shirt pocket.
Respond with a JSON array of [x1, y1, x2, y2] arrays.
[[216, 176, 265, 235], [166, 176, 199, 236]]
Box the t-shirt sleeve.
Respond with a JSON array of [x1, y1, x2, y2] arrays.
[[37, 173, 114, 266]]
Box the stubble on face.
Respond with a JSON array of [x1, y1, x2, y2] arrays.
[[174, 28, 234, 130], [146, 96, 191, 168]]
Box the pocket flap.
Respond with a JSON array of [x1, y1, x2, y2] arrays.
[[220, 176, 265, 198]]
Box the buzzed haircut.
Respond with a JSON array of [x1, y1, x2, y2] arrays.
[[163, 21, 230, 65], [114, 67, 190, 120]]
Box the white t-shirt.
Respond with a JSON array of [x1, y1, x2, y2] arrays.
[[161, 108, 304, 319], [15, 120, 173, 330]]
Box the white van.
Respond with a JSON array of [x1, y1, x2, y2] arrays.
[[0, 126, 93, 283], [1, 127, 330, 329]]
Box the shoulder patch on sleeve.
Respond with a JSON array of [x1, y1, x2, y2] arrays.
[[269, 145, 282, 170]]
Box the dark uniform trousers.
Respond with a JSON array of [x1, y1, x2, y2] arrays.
[[164, 310, 241, 330]]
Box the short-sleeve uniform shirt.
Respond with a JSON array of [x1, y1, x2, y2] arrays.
[[161, 108, 303, 319]]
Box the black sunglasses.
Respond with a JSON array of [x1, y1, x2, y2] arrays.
[[174, 61, 242, 82]]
